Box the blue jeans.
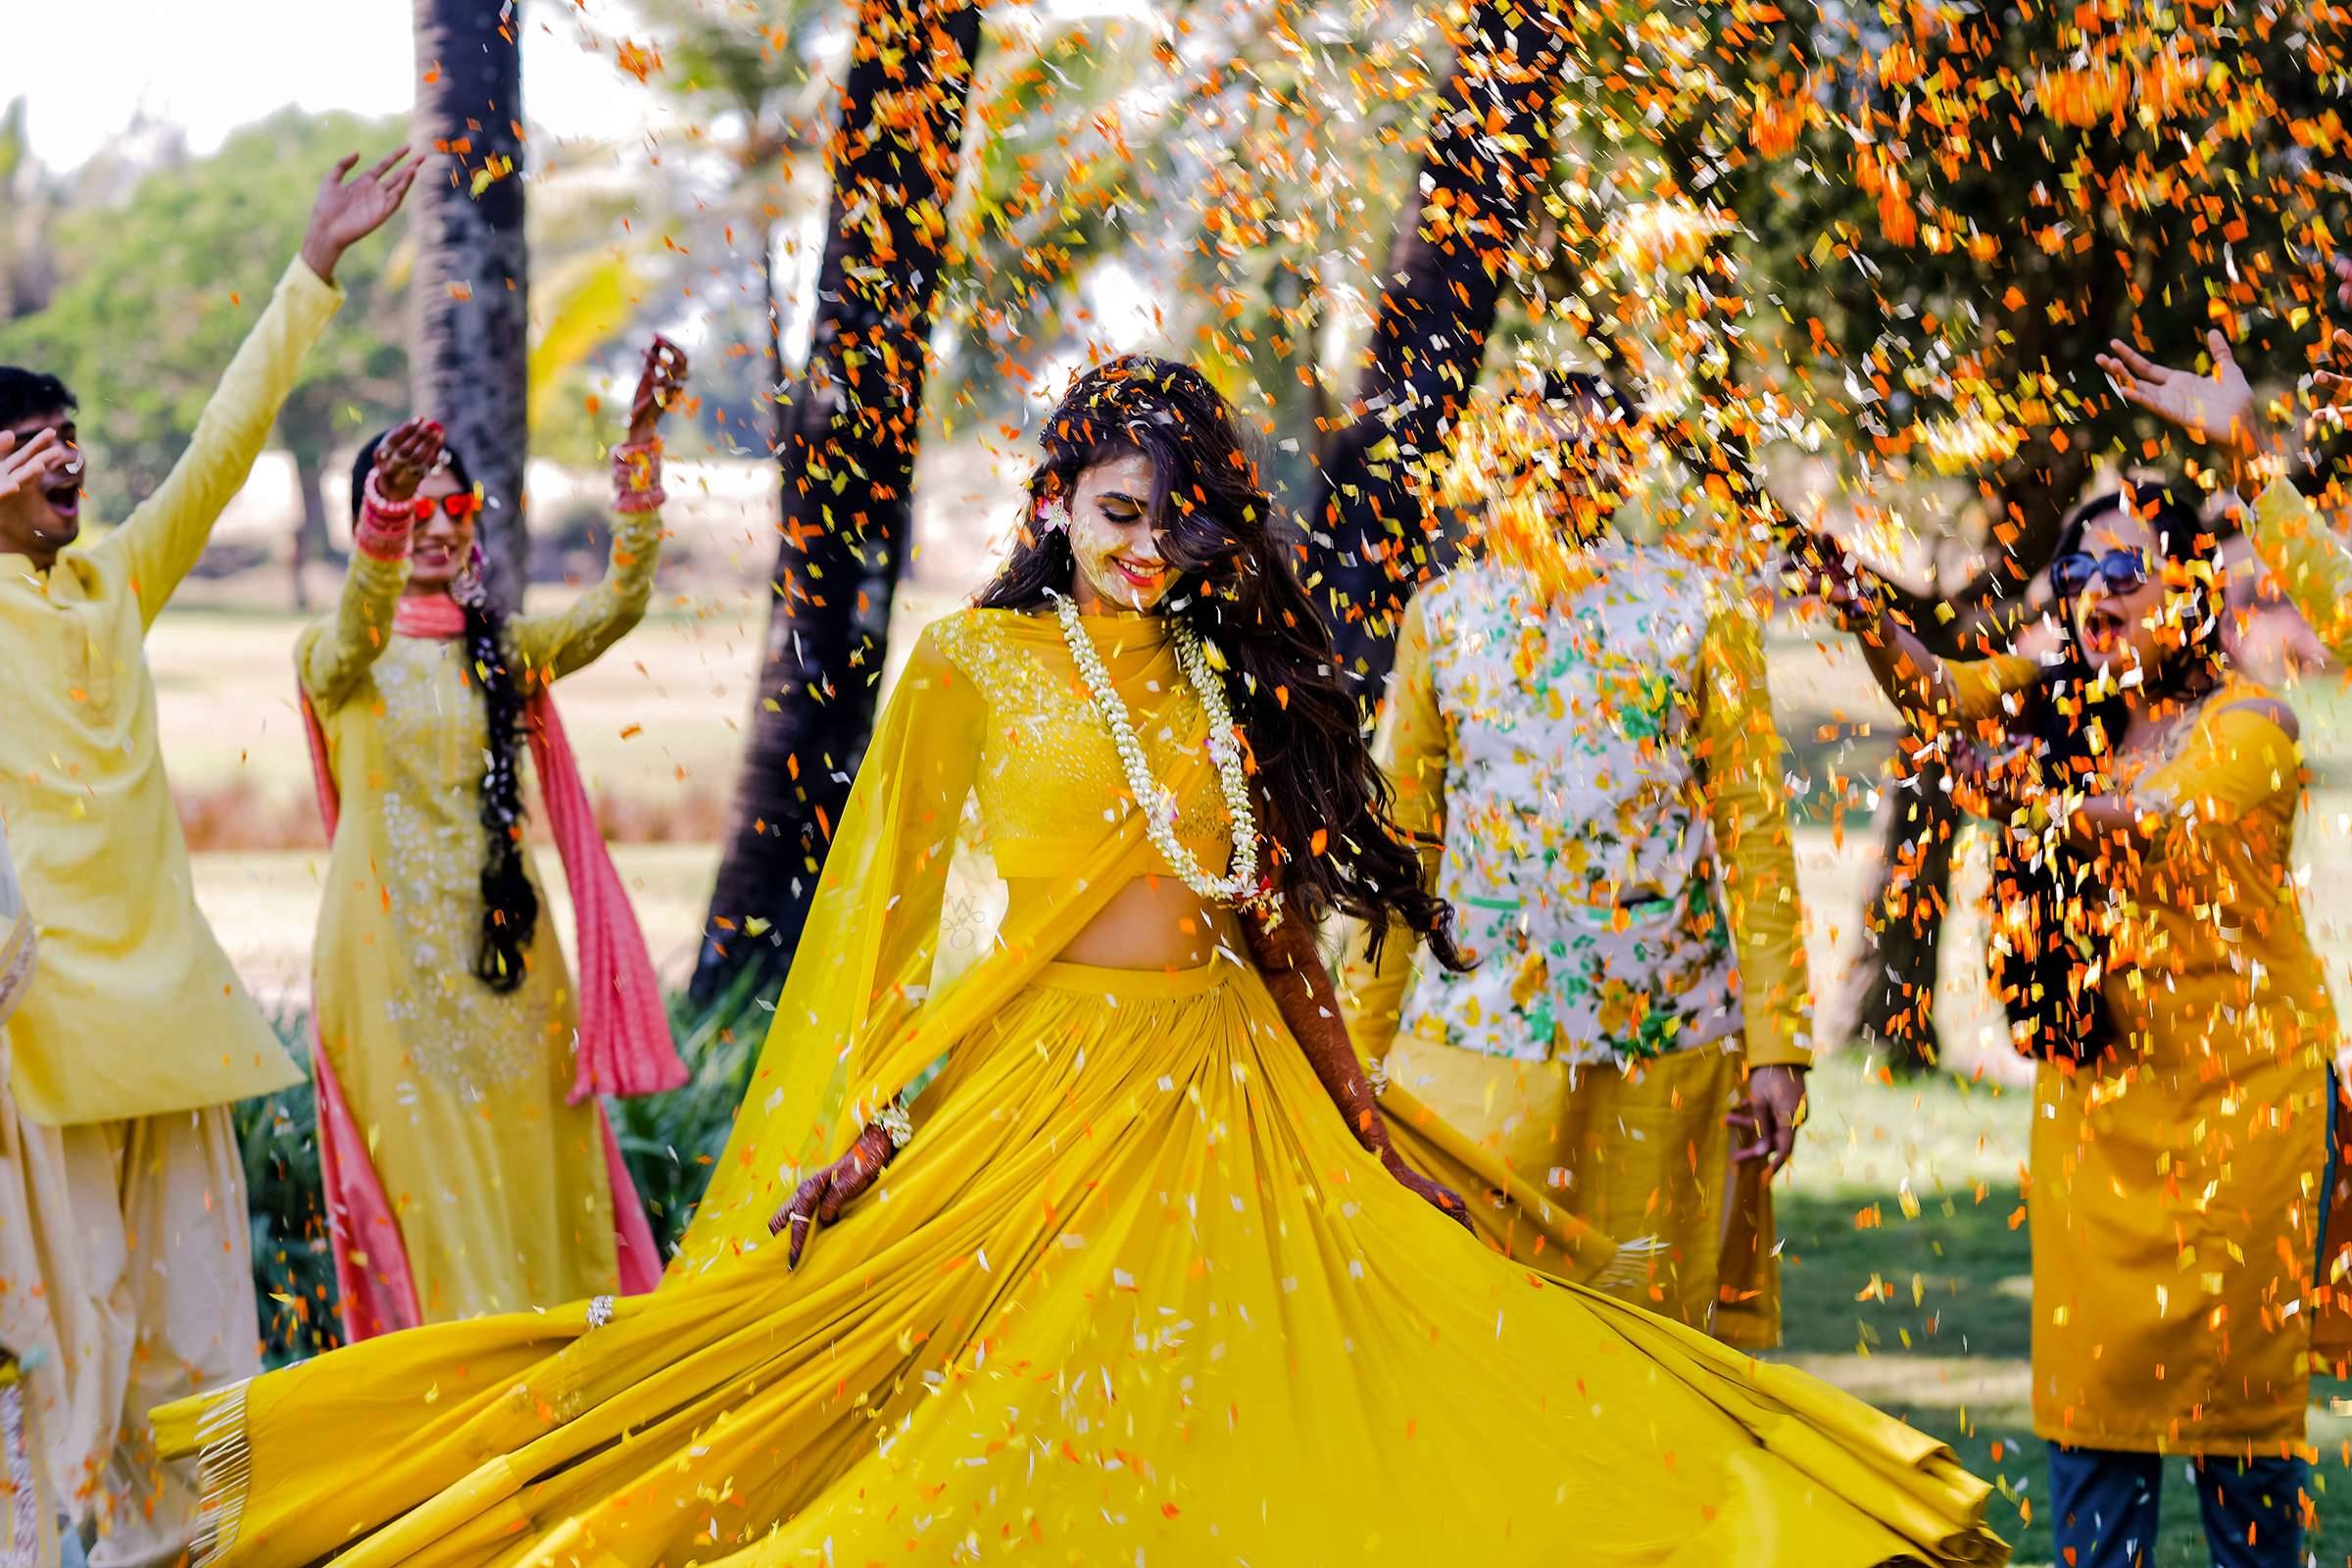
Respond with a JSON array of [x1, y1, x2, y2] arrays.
[[2048, 1446, 2307, 1568]]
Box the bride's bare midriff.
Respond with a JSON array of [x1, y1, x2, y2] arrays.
[[1054, 874, 1244, 969]]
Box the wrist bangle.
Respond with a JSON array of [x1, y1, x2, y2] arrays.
[[875, 1098, 914, 1152], [361, 468, 415, 519], [356, 471, 417, 560], [612, 439, 665, 514]]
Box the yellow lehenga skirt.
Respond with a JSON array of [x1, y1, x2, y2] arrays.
[[159, 960, 2002, 1566]]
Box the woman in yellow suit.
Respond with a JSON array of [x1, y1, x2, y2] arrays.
[[157, 359, 2003, 1567], [1821, 327, 2346, 1568], [294, 338, 689, 1340]]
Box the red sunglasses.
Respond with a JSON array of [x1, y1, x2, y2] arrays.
[[406, 492, 483, 523]]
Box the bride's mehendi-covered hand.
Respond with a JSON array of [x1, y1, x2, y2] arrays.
[[768, 1119, 896, 1269], [1242, 900, 1473, 1232]]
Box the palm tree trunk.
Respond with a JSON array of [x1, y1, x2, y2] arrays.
[[1299, 1, 1569, 706], [691, 0, 984, 1004], [410, 0, 530, 612]]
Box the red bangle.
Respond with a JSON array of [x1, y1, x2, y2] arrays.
[[612, 440, 665, 514], [355, 471, 416, 561]]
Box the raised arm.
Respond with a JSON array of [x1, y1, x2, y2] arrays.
[[100, 148, 420, 625], [2098, 323, 2352, 665], [1337, 593, 1448, 1060], [299, 419, 442, 710], [1799, 540, 2038, 738], [510, 338, 689, 681]]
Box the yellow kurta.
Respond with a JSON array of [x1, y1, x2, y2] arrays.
[[0, 259, 336, 1125], [296, 514, 662, 1322], [158, 610, 2003, 1568], [0, 259, 337, 1563], [2243, 476, 2352, 661], [1342, 561, 1810, 1346], [1941, 644, 2336, 1452]]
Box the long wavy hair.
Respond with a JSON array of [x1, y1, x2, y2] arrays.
[[1993, 477, 2221, 1059], [977, 356, 1461, 968], [350, 433, 541, 993]]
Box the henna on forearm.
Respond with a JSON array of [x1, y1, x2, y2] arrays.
[[1243, 904, 1388, 1153]]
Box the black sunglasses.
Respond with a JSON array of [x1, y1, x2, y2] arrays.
[[2050, 549, 2150, 598]]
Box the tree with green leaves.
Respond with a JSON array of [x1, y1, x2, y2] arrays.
[[0, 98, 59, 324], [621, 0, 832, 409]]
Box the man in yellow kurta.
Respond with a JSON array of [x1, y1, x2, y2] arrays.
[[1343, 372, 1811, 1347], [0, 146, 417, 1567]]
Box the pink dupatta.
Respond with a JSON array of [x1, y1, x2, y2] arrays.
[[299, 593, 677, 1340]]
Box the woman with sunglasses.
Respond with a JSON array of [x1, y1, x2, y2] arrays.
[[1819, 443, 2336, 1567], [293, 337, 691, 1337]]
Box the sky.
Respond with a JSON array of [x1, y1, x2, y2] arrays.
[[7, 1, 658, 173]]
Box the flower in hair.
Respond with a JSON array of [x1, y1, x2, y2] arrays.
[[1036, 498, 1073, 536]]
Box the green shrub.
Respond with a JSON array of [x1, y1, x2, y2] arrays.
[[611, 965, 773, 1253], [233, 1008, 341, 1368]]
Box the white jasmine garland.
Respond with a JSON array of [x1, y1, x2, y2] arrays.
[[1051, 591, 1279, 923]]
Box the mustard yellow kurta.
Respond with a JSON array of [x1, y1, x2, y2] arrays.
[[158, 611, 2004, 1568], [1941, 644, 2336, 1453], [2243, 476, 2352, 661], [1343, 564, 1810, 1346], [0, 259, 334, 1126], [298, 513, 661, 1322]]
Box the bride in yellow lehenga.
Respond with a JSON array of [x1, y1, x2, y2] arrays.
[[157, 358, 2005, 1567]]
